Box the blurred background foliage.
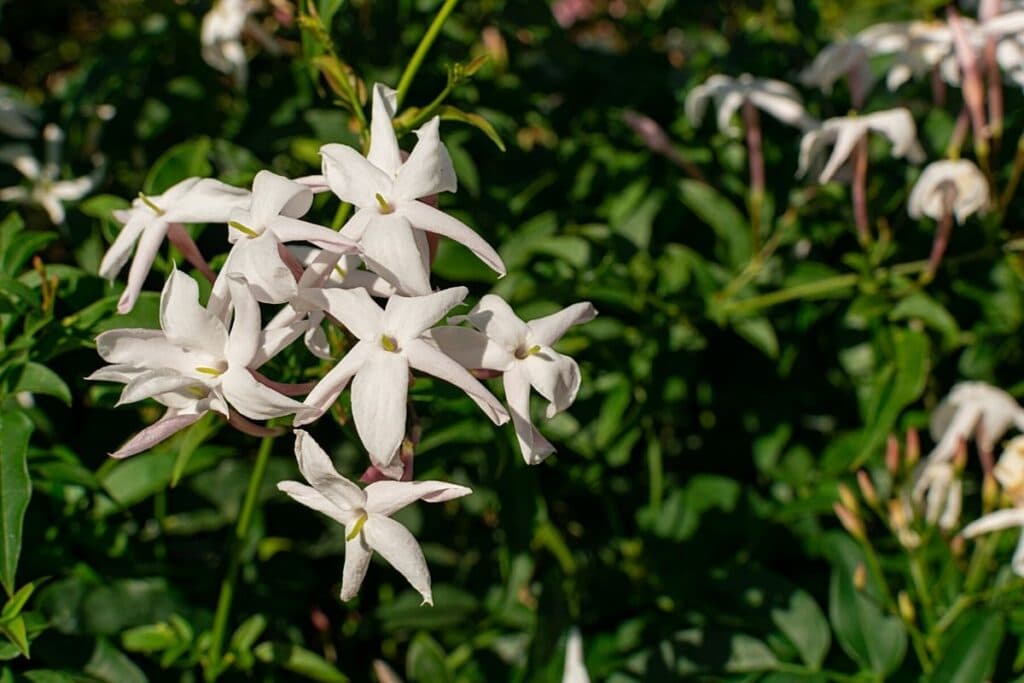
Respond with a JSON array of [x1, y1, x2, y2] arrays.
[[2, 0, 1024, 681]]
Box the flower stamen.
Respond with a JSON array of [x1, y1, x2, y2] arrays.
[[195, 366, 225, 376], [375, 193, 394, 214], [138, 192, 165, 216], [228, 220, 259, 237], [346, 512, 368, 541], [515, 344, 541, 360], [380, 335, 399, 353]]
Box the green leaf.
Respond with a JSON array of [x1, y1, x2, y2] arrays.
[[170, 413, 221, 487], [85, 638, 147, 683], [724, 634, 779, 672], [5, 363, 71, 406], [0, 412, 33, 597], [732, 317, 779, 359], [678, 179, 751, 268], [771, 590, 831, 670], [143, 137, 213, 195], [406, 632, 450, 683], [828, 562, 906, 676], [853, 327, 930, 469], [437, 106, 505, 151], [1, 580, 38, 622], [254, 642, 349, 682], [121, 623, 180, 653], [0, 616, 28, 658], [927, 610, 1004, 683], [230, 613, 268, 669]]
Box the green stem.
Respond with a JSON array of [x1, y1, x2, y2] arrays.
[[965, 530, 1002, 594], [909, 553, 936, 629], [395, 81, 455, 135], [205, 434, 276, 682], [395, 0, 460, 109]]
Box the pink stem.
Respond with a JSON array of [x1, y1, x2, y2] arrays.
[[947, 7, 989, 152], [226, 409, 283, 438], [931, 64, 947, 107], [925, 184, 958, 281], [948, 107, 970, 158], [250, 369, 316, 396], [742, 100, 765, 249], [852, 137, 870, 245], [167, 223, 216, 283], [277, 242, 306, 282]]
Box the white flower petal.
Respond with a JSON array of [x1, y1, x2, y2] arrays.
[[293, 429, 366, 511], [524, 350, 582, 419], [306, 286, 383, 341], [360, 213, 432, 296], [351, 349, 410, 468], [362, 515, 433, 605], [225, 232, 297, 304], [367, 83, 402, 176], [397, 200, 506, 276], [562, 628, 591, 683], [526, 302, 597, 347], [393, 117, 458, 199], [117, 369, 200, 407], [298, 341, 373, 425], [962, 508, 1024, 537], [426, 326, 514, 371], [504, 364, 555, 465], [385, 287, 468, 341], [160, 268, 229, 357], [365, 480, 472, 517], [118, 217, 170, 314], [321, 143, 392, 207], [110, 409, 203, 459], [340, 531, 373, 601], [277, 480, 354, 526], [221, 366, 306, 420], [250, 170, 313, 228], [404, 338, 508, 425], [463, 294, 529, 350]]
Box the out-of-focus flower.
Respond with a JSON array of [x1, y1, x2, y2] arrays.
[[278, 430, 472, 604], [321, 83, 505, 295], [201, 0, 281, 88], [101, 176, 250, 314], [960, 437, 1024, 575], [797, 108, 925, 183], [0, 124, 101, 224], [926, 381, 1024, 467], [88, 269, 308, 457], [684, 74, 816, 138], [297, 286, 509, 473], [909, 160, 989, 223], [919, 460, 964, 531], [431, 295, 596, 464], [551, 0, 595, 29], [562, 628, 591, 683]]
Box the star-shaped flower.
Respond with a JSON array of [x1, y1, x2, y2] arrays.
[[89, 268, 308, 457], [430, 294, 596, 464], [684, 74, 816, 137], [797, 108, 925, 183], [321, 83, 505, 295], [908, 159, 989, 223], [100, 176, 250, 314], [296, 286, 509, 473], [277, 430, 472, 604], [0, 125, 100, 224]]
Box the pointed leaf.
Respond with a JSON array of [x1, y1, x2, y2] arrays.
[[0, 412, 32, 597]]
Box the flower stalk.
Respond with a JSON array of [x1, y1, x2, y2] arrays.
[[742, 100, 765, 249], [205, 433, 277, 682], [395, 0, 460, 109]]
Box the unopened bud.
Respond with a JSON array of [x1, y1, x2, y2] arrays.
[[853, 563, 867, 591], [857, 470, 879, 507], [898, 591, 916, 623], [834, 503, 866, 540], [983, 472, 999, 512], [887, 498, 906, 529], [838, 483, 859, 515], [905, 428, 920, 467], [951, 534, 966, 557], [886, 434, 901, 475]]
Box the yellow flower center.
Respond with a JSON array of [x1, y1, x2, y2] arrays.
[[515, 344, 541, 360], [346, 512, 368, 541], [380, 335, 399, 353], [375, 193, 394, 214], [138, 192, 166, 216], [228, 220, 259, 237]]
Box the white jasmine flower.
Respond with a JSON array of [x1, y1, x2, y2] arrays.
[[562, 628, 591, 683], [684, 74, 816, 137], [201, 0, 277, 89], [864, 21, 954, 91], [800, 33, 876, 105], [927, 381, 1024, 466], [797, 108, 925, 183], [88, 268, 308, 457], [918, 460, 963, 531], [321, 83, 505, 295], [430, 295, 596, 464], [215, 170, 359, 305], [961, 437, 1024, 575], [0, 124, 100, 224], [296, 286, 509, 472], [908, 160, 989, 223], [277, 430, 472, 605], [100, 176, 250, 314]]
